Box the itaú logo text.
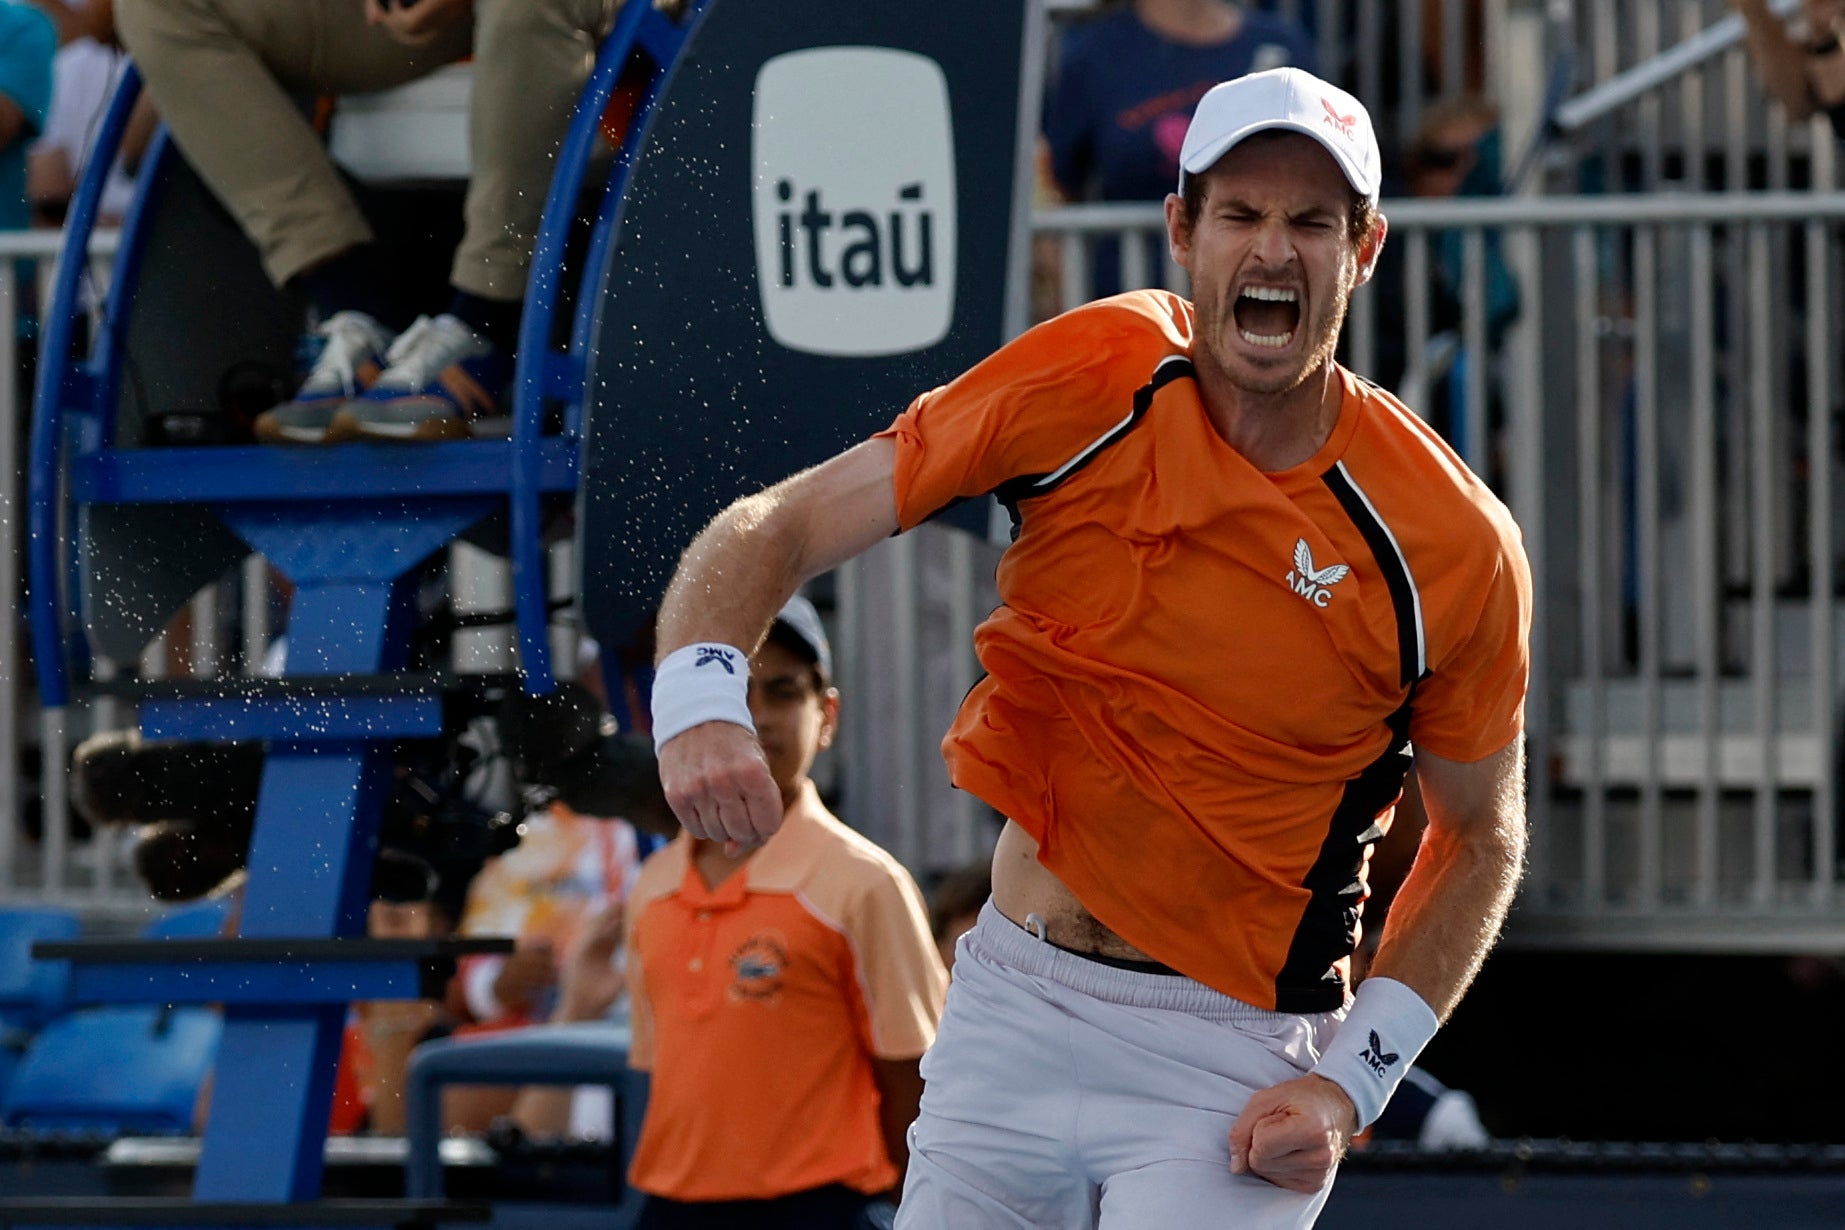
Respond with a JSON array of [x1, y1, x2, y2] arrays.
[[752, 47, 958, 357], [770, 178, 937, 292]]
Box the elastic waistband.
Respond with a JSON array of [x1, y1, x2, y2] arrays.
[[969, 901, 1284, 1023], [1043, 935, 1182, 977]]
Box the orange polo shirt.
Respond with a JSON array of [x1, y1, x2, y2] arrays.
[[874, 289, 1532, 1013], [624, 784, 946, 1202]]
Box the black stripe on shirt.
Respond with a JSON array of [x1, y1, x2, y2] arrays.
[[989, 355, 1193, 538], [1322, 461, 1428, 688], [1272, 698, 1416, 1014]]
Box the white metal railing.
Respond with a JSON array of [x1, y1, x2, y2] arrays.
[[0, 232, 201, 918], [1554, 0, 1845, 197], [840, 188, 1845, 950], [0, 228, 180, 918]]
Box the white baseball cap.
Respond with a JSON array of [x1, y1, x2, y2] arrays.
[[1178, 67, 1382, 206], [771, 594, 832, 683]]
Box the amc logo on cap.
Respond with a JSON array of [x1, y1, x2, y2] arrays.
[[751, 48, 958, 357]]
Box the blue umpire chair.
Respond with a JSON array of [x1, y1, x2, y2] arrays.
[[16, 4, 705, 1223], [140, 897, 235, 942], [14, 0, 1039, 1224]]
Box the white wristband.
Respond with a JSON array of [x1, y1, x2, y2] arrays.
[[651, 642, 755, 751], [1311, 977, 1440, 1130]]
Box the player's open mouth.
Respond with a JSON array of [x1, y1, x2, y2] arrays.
[[1233, 285, 1300, 350]]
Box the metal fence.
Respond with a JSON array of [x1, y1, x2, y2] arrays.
[[0, 230, 150, 917], [1556, 0, 1844, 197]]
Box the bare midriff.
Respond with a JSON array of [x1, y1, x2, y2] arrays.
[[988, 819, 1159, 962]]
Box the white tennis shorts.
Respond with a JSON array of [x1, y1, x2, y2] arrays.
[[896, 902, 1343, 1229]]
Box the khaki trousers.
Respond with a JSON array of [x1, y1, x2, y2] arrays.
[[115, 0, 617, 299]]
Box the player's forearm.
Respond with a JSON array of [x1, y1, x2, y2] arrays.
[[655, 438, 900, 662], [1365, 752, 1526, 1021], [656, 489, 807, 662]]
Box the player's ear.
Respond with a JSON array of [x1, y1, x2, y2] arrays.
[[1354, 212, 1388, 286], [1165, 192, 1194, 271]]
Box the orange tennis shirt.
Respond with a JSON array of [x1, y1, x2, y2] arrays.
[[624, 784, 946, 1202], [874, 290, 1533, 1014]]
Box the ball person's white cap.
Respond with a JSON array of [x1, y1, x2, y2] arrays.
[[1177, 67, 1381, 206], [770, 594, 833, 683]]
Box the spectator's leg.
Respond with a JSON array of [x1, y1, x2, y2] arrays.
[[454, 0, 616, 313], [115, 0, 472, 290]]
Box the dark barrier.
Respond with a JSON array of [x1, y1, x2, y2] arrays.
[[578, 0, 1041, 651], [1321, 1141, 1845, 1229]]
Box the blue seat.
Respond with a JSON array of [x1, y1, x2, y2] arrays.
[[406, 1021, 646, 1227], [0, 907, 80, 1034], [0, 1005, 221, 1133], [141, 896, 235, 940]]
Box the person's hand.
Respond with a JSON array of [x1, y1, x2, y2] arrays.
[[658, 721, 784, 852], [490, 939, 559, 1014], [556, 902, 625, 1022], [1811, 0, 1845, 36], [364, 0, 472, 47], [357, 996, 439, 1044], [1226, 1074, 1357, 1193], [78, 0, 118, 45]]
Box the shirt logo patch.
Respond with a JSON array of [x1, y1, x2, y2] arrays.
[[1287, 539, 1350, 608], [729, 935, 788, 1004]]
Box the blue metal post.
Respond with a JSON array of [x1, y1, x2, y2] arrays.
[[191, 574, 415, 1201]]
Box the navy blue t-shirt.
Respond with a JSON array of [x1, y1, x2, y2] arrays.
[[1045, 6, 1318, 204], [1043, 6, 1317, 300]]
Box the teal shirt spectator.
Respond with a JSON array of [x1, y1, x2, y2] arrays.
[[0, 0, 58, 232]]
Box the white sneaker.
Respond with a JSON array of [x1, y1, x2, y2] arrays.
[[330, 313, 511, 442], [253, 310, 392, 444]]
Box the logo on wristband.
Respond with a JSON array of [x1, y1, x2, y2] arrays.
[[1359, 1030, 1400, 1078], [694, 647, 739, 674]]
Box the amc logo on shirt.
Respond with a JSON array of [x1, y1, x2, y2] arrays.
[[751, 47, 958, 357]]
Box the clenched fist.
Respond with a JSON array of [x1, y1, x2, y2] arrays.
[[1227, 1074, 1358, 1193], [657, 721, 785, 850]]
